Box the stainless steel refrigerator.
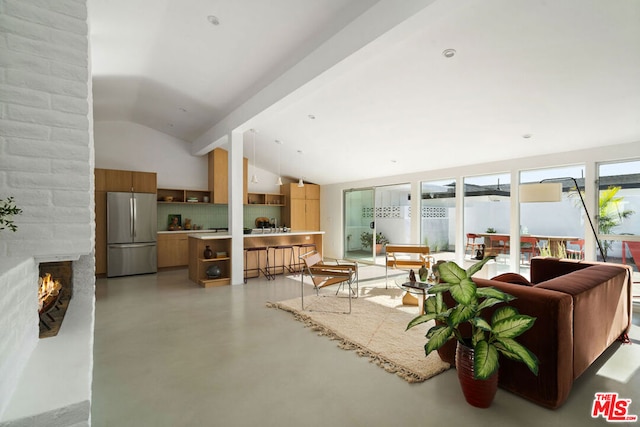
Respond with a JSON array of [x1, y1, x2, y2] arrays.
[[107, 192, 157, 277]]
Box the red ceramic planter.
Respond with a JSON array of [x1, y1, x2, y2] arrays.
[[455, 342, 499, 408]]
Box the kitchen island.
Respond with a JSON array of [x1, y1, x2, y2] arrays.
[[188, 231, 324, 287]]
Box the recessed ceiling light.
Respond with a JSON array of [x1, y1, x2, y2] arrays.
[[207, 15, 220, 25], [391, 160, 397, 163], [308, 114, 316, 120], [522, 134, 532, 139], [442, 49, 456, 58], [178, 107, 187, 113]]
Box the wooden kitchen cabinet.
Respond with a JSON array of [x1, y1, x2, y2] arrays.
[[208, 148, 248, 204], [281, 183, 320, 231], [157, 233, 189, 268], [95, 168, 157, 193]]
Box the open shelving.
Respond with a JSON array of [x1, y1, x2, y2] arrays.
[[157, 188, 212, 204], [247, 192, 285, 206]]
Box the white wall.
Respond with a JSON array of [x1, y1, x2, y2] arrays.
[[94, 121, 208, 189], [321, 140, 640, 266]]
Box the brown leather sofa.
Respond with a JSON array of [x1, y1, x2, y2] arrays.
[[438, 257, 633, 409]]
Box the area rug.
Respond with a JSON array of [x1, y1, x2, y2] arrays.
[[267, 288, 450, 383]]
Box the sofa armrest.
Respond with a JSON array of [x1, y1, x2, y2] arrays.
[[534, 264, 632, 379]]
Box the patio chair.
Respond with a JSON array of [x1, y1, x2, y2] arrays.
[[566, 239, 585, 260], [520, 236, 539, 264], [300, 250, 358, 314], [465, 233, 484, 257]]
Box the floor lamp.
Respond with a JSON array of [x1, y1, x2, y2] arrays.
[[519, 177, 606, 262]]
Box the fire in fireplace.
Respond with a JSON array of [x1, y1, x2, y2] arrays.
[[38, 262, 72, 338]]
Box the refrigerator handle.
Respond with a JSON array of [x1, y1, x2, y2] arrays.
[[132, 195, 137, 238], [129, 196, 135, 238]]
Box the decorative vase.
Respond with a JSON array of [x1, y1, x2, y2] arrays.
[[455, 341, 498, 408], [418, 264, 428, 282], [204, 245, 213, 259]]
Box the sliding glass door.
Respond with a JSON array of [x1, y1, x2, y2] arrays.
[[344, 184, 412, 264], [344, 188, 375, 263]]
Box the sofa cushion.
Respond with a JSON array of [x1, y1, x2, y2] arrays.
[[491, 272, 532, 286]]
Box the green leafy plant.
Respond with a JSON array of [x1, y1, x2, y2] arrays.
[[486, 227, 496, 233], [360, 231, 389, 249], [406, 257, 539, 380], [598, 186, 634, 258], [0, 197, 22, 233]]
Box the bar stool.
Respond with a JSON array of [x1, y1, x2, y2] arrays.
[[292, 243, 317, 274], [244, 246, 271, 283], [268, 244, 296, 277]]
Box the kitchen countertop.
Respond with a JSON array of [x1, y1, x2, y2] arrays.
[[158, 229, 224, 235], [187, 230, 324, 240]]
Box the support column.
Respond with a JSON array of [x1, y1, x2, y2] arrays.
[[228, 130, 244, 284]]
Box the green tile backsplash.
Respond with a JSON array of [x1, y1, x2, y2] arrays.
[[157, 203, 281, 231]]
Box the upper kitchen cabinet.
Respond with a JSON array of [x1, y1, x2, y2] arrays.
[[281, 183, 320, 231], [208, 148, 248, 204], [95, 168, 157, 193]]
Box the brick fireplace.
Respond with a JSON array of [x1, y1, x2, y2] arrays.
[[0, 1, 94, 426]]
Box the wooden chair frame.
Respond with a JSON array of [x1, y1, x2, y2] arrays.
[[300, 250, 358, 314]]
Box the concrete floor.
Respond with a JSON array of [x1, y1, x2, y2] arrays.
[[92, 268, 640, 427]]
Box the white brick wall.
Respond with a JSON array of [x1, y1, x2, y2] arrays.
[[0, 0, 94, 425], [0, 0, 93, 259], [0, 258, 38, 418]]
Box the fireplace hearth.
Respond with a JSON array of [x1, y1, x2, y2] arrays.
[[38, 262, 72, 338]]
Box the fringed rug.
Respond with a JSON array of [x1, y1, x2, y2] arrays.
[[267, 290, 450, 383]]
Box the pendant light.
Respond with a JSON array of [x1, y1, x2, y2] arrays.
[[250, 129, 258, 184], [297, 150, 304, 187], [275, 140, 283, 186]]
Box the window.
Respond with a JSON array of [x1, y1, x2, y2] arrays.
[[464, 173, 511, 274], [597, 160, 640, 271], [520, 165, 587, 261], [421, 179, 455, 260]]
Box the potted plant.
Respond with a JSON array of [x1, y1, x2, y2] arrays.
[[360, 231, 389, 255], [0, 197, 22, 233], [406, 257, 538, 408]]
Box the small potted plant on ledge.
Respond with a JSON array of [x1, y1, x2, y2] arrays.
[[406, 257, 538, 408], [360, 231, 389, 255]]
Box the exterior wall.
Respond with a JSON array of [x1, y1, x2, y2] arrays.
[[0, 0, 94, 425]]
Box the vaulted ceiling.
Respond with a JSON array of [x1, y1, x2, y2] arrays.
[[89, 0, 640, 185]]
